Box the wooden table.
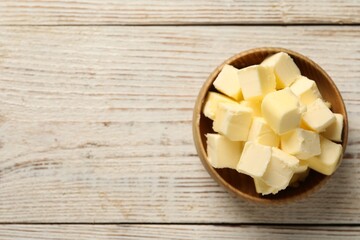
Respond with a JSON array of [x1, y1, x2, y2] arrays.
[[0, 1, 359, 239]]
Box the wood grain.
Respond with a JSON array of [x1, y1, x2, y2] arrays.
[[0, 0, 359, 25], [0, 225, 359, 239], [0, 26, 359, 223]]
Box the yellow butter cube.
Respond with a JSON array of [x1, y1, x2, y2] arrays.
[[236, 141, 271, 178], [261, 52, 301, 89], [322, 113, 343, 142], [239, 100, 262, 117], [290, 76, 322, 105], [206, 133, 243, 169], [238, 65, 276, 101], [302, 98, 335, 132], [281, 128, 321, 160], [203, 91, 238, 120], [306, 136, 343, 175], [254, 178, 278, 195], [213, 103, 253, 141], [261, 88, 302, 134], [213, 64, 243, 101], [261, 147, 299, 190], [289, 160, 310, 186], [247, 117, 280, 147]]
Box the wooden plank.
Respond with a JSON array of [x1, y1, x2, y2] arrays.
[[0, 0, 359, 25], [0, 225, 359, 239], [0, 26, 359, 223]]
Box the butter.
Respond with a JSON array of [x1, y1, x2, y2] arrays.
[[261, 52, 300, 89], [206, 133, 243, 169], [306, 136, 343, 175], [290, 76, 322, 105], [247, 117, 280, 147], [213, 103, 253, 141], [254, 178, 278, 195], [325, 101, 332, 109], [322, 113, 343, 142], [237, 65, 276, 100], [281, 128, 321, 160], [213, 64, 243, 101], [239, 100, 262, 117], [236, 141, 271, 178], [205, 53, 344, 194], [261, 147, 299, 190], [261, 87, 302, 134], [302, 98, 335, 132], [254, 155, 304, 195], [289, 160, 310, 186], [203, 91, 238, 120]]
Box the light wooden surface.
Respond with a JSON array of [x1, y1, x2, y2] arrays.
[[1, 26, 359, 223], [1, 225, 360, 240], [0, 0, 360, 239], [1, 0, 359, 25]]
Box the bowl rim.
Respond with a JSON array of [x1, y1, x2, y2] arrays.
[[192, 47, 349, 204]]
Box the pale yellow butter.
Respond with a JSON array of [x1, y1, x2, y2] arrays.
[[290, 76, 322, 105], [261, 87, 302, 134], [213, 103, 253, 141], [239, 100, 262, 117], [213, 64, 243, 101], [261, 52, 300, 89], [306, 136, 343, 175], [261, 147, 299, 190], [289, 160, 310, 186], [302, 98, 335, 132], [237, 65, 276, 100], [247, 117, 280, 147], [236, 141, 271, 178], [206, 133, 243, 169], [322, 113, 343, 142], [325, 101, 332, 109], [205, 53, 343, 193], [203, 91, 238, 120], [254, 178, 278, 195], [281, 128, 321, 160]]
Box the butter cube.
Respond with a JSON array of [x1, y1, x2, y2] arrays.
[[325, 101, 332, 109], [261, 147, 299, 190], [239, 100, 262, 117], [307, 136, 343, 175], [238, 65, 276, 100], [322, 113, 343, 142], [281, 128, 321, 160], [236, 141, 271, 178], [254, 178, 278, 195], [290, 76, 322, 105], [247, 117, 280, 147], [213, 103, 253, 141], [261, 88, 302, 134], [203, 91, 238, 120], [213, 64, 243, 101], [289, 160, 310, 186], [302, 98, 335, 132], [206, 134, 243, 169], [261, 52, 301, 89]]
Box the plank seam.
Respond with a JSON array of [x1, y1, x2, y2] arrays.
[[1, 223, 359, 226], [0, 23, 360, 27]]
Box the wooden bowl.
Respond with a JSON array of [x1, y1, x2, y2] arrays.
[[192, 47, 348, 204]]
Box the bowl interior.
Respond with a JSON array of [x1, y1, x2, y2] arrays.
[[193, 47, 348, 204]]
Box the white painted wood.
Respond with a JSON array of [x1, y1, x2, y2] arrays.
[[0, 0, 359, 25], [0, 26, 359, 223], [0, 225, 359, 239]]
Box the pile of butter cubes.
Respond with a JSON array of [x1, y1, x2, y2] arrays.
[[204, 52, 343, 195]]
